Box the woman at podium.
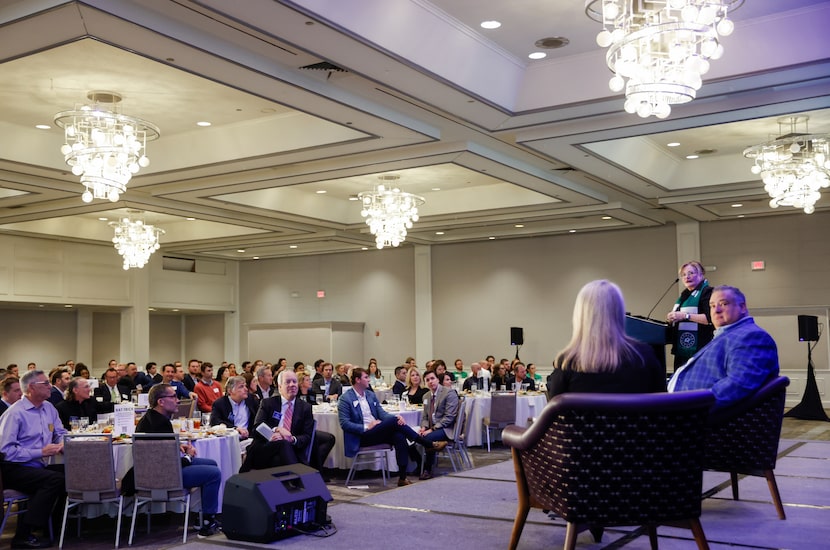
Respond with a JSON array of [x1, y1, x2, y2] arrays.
[[666, 261, 714, 370]]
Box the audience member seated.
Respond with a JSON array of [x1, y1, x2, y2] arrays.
[[48, 368, 70, 405], [417, 371, 456, 479], [403, 367, 428, 405], [547, 279, 667, 399], [72, 363, 90, 379], [194, 362, 223, 413], [367, 360, 384, 387], [93, 367, 131, 414], [135, 384, 222, 538], [434, 360, 455, 382], [463, 362, 490, 392], [311, 362, 342, 402], [490, 362, 508, 391], [242, 370, 314, 472], [391, 365, 407, 396], [56, 377, 97, 430], [210, 376, 258, 440], [159, 363, 194, 400], [437, 371, 455, 389], [335, 363, 350, 386], [252, 365, 276, 401], [511, 362, 537, 391], [669, 285, 779, 410], [0, 376, 22, 417], [339, 367, 440, 487], [297, 373, 318, 405], [0, 370, 66, 549]]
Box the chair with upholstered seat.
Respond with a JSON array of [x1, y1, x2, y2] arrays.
[[59, 433, 124, 548], [129, 433, 197, 545], [345, 444, 392, 487], [176, 399, 195, 419], [441, 397, 471, 471], [482, 391, 516, 452], [0, 453, 54, 543], [705, 375, 790, 520], [503, 390, 715, 550]]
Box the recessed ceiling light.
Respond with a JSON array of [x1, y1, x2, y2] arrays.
[[148, 307, 156, 312], [348, 195, 359, 201], [196, 121, 211, 127], [514, 224, 524, 228], [289, 245, 298, 249], [172, 309, 179, 312], [488, 236, 495, 240], [316, 190, 327, 194], [98, 217, 108, 221], [569, 230, 576, 233], [35, 124, 51, 130], [435, 231, 444, 235], [731, 203, 743, 208], [64, 304, 73, 308], [38, 304, 45, 308], [253, 256, 260, 260], [602, 216, 612, 220], [186, 217, 196, 221], [686, 154, 699, 160], [667, 142, 680, 147], [361, 247, 368, 251], [237, 249, 245, 253], [431, 187, 441, 191], [737, 215, 745, 218], [528, 52, 547, 60], [480, 20, 501, 29]]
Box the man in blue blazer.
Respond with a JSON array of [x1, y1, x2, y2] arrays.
[[339, 367, 438, 486], [669, 285, 779, 409]]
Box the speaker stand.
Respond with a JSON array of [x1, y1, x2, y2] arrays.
[[784, 342, 830, 422]]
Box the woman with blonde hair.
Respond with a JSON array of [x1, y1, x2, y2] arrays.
[[403, 367, 428, 405], [547, 279, 666, 399]]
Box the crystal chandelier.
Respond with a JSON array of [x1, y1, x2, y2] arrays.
[[585, 0, 743, 119], [358, 175, 425, 249], [54, 91, 160, 203], [109, 211, 165, 270], [743, 116, 830, 215]]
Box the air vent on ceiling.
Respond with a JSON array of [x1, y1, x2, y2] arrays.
[[299, 61, 347, 73]]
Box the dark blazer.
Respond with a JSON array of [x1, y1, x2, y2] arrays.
[[56, 398, 98, 430], [311, 377, 343, 399], [182, 374, 197, 393], [421, 385, 459, 439], [210, 395, 258, 432], [93, 383, 131, 413], [251, 395, 314, 455], [0, 400, 8, 417], [392, 380, 406, 396]]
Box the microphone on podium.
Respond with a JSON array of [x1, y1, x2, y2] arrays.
[[646, 277, 680, 321]]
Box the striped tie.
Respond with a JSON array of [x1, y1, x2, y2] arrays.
[[283, 401, 293, 431]]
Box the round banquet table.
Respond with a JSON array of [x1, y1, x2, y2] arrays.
[[463, 392, 548, 447], [312, 404, 421, 471]]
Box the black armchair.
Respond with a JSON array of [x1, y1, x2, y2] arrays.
[[705, 375, 790, 519], [503, 390, 715, 550]]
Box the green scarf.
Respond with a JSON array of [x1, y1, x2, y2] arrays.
[[673, 280, 709, 360]]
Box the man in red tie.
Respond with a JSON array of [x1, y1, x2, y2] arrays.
[[241, 370, 314, 471]]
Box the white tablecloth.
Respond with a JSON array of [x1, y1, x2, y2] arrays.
[[312, 406, 421, 471], [463, 392, 548, 446]]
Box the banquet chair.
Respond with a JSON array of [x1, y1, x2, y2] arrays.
[[345, 444, 392, 487], [442, 398, 471, 472], [129, 433, 197, 545], [483, 391, 516, 452], [1, 453, 54, 543], [503, 390, 715, 550], [705, 375, 790, 520], [59, 434, 124, 549], [176, 399, 195, 419]]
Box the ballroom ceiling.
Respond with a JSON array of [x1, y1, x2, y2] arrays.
[[0, 0, 828, 262]]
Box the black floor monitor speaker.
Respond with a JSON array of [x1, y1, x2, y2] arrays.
[[510, 326, 523, 346], [798, 315, 819, 342], [222, 464, 333, 543]]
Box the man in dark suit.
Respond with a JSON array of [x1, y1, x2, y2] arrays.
[[93, 367, 131, 413], [418, 370, 457, 479], [182, 358, 201, 393], [210, 376, 258, 440], [242, 370, 314, 471], [311, 362, 342, 403], [391, 365, 407, 396], [0, 376, 22, 417]]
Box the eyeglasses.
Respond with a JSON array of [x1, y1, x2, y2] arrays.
[[159, 394, 178, 400], [30, 380, 51, 387]]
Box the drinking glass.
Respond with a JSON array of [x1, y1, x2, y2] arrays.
[[70, 417, 80, 432]]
